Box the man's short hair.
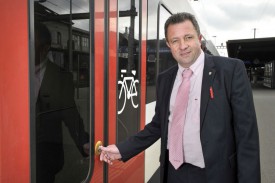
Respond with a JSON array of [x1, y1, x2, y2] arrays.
[[164, 12, 201, 40], [35, 22, 52, 46]]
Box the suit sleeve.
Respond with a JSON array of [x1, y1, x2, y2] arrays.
[[61, 73, 89, 157], [231, 60, 260, 182]]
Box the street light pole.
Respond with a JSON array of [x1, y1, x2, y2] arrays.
[[253, 28, 257, 39]]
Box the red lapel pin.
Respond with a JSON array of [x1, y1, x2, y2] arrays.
[[210, 86, 214, 99]]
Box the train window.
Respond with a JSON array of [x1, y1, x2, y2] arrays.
[[117, 0, 141, 143], [31, 1, 91, 182], [157, 5, 175, 74], [146, 2, 175, 103]]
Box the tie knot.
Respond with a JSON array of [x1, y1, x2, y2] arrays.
[[182, 69, 193, 79]]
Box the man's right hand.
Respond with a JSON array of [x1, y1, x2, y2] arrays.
[[99, 145, 122, 165]]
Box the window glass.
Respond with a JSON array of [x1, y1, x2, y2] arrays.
[[146, 3, 175, 103], [117, 0, 140, 143], [158, 5, 175, 73], [33, 1, 91, 182]]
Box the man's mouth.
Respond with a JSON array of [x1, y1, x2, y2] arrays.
[[180, 51, 191, 57]]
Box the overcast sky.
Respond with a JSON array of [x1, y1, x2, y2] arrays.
[[190, 0, 275, 56]]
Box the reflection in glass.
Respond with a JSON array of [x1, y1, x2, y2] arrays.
[[34, 1, 91, 182], [117, 0, 140, 143], [146, 4, 175, 103]]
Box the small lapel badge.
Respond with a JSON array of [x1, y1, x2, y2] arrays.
[[209, 72, 212, 75], [210, 86, 214, 99]]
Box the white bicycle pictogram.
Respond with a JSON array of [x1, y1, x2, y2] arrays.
[[117, 69, 139, 114]]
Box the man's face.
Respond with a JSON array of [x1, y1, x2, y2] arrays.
[[166, 20, 202, 68]]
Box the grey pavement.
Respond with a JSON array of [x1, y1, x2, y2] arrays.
[[253, 87, 275, 183]]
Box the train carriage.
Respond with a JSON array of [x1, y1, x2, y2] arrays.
[[0, 0, 217, 182]]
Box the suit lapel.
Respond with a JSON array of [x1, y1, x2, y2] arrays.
[[39, 60, 54, 97], [167, 66, 178, 100], [37, 61, 58, 113], [200, 54, 216, 128]]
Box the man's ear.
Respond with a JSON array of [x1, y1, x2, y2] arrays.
[[198, 34, 203, 43], [166, 41, 171, 48]]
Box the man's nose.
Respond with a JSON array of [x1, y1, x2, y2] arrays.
[[179, 39, 188, 49]]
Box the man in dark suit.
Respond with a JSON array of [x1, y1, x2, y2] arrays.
[[100, 12, 260, 183], [35, 22, 89, 183]]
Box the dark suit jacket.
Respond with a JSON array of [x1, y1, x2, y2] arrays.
[[36, 61, 88, 177], [117, 53, 260, 183]]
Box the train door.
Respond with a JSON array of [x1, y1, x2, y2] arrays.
[[30, 0, 99, 182], [29, 0, 147, 182], [100, 0, 147, 182]]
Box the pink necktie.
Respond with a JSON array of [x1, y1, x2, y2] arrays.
[[169, 68, 193, 169]]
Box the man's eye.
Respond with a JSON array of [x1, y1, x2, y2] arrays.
[[185, 36, 193, 41], [171, 40, 178, 44]]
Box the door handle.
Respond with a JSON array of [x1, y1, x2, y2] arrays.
[[95, 141, 102, 156]]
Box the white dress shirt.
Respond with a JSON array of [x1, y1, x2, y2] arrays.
[[168, 50, 205, 168], [35, 58, 48, 101]]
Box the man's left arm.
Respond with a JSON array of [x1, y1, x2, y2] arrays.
[[231, 60, 261, 183], [62, 73, 89, 156]]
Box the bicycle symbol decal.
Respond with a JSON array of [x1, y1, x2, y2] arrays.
[[117, 69, 139, 114]]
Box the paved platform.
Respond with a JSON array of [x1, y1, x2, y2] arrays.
[[253, 87, 275, 183]]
